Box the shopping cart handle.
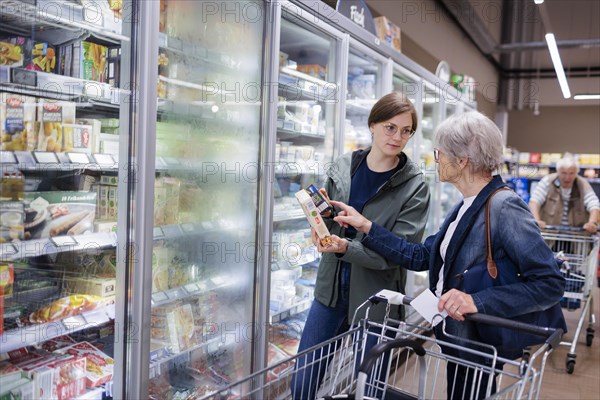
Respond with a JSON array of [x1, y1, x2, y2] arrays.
[[358, 338, 426, 374], [369, 289, 410, 306], [544, 225, 590, 232], [464, 313, 563, 344]]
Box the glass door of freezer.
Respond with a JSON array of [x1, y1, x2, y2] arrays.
[[269, 15, 343, 362], [344, 42, 389, 153], [1, 1, 128, 398], [147, 0, 265, 397], [421, 83, 442, 236]]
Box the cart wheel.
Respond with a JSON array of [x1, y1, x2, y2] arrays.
[[586, 334, 594, 346], [566, 359, 576, 374]]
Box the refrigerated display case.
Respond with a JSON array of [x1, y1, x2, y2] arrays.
[[343, 40, 392, 153], [267, 12, 345, 362], [0, 0, 128, 398]]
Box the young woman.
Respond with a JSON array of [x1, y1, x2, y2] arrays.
[[291, 92, 430, 399]]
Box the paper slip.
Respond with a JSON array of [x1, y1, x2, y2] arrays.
[[411, 289, 448, 326]]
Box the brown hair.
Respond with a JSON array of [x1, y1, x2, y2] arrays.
[[368, 92, 418, 132]]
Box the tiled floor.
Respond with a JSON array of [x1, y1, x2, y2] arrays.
[[536, 285, 600, 400]]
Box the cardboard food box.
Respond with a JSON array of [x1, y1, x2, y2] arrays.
[[0, 202, 24, 242], [373, 16, 402, 52], [1, 93, 37, 151], [61, 123, 94, 154], [64, 277, 116, 298], [81, 41, 108, 83], [295, 188, 333, 247], [60, 342, 113, 388], [23, 191, 97, 239], [36, 100, 76, 153]]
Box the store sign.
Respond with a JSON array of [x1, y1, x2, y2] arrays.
[[336, 0, 377, 35]]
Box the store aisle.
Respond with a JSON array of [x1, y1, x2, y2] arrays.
[[538, 285, 600, 399]]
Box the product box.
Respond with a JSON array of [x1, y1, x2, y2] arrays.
[[60, 341, 113, 388], [0, 263, 15, 335], [295, 188, 333, 247], [0, 201, 24, 242], [373, 16, 402, 52], [1, 93, 37, 151], [107, 186, 118, 220], [81, 41, 108, 83], [64, 277, 116, 298], [23, 191, 97, 239], [36, 100, 77, 153], [94, 220, 117, 234], [0, 37, 34, 68], [61, 123, 94, 154], [99, 175, 118, 186]]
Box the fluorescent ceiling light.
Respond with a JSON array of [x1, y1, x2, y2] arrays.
[[573, 94, 600, 100], [545, 33, 571, 99], [534, 0, 544, 4]]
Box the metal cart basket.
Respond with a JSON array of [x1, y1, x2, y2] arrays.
[[197, 290, 562, 400], [541, 227, 599, 374]]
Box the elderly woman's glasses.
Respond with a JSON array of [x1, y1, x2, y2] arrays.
[[381, 123, 415, 138], [433, 148, 440, 162]]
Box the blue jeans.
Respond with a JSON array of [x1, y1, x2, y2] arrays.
[[291, 267, 350, 400]]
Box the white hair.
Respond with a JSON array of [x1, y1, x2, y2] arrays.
[[434, 111, 504, 173], [556, 154, 580, 171]]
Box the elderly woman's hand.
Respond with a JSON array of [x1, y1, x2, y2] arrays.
[[583, 221, 598, 234], [311, 229, 348, 254], [438, 289, 478, 322], [330, 200, 373, 233]]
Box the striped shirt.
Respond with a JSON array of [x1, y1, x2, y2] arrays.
[[530, 176, 600, 225]]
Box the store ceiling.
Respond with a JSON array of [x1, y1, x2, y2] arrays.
[[438, 0, 600, 104]]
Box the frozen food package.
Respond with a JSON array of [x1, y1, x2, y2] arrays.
[[36, 100, 76, 152], [28, 294, 112, 324], [1, 93, 37, 151]]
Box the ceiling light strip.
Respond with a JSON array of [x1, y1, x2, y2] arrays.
[[573, 94, 600, 100], [545, 33, 571, 99]]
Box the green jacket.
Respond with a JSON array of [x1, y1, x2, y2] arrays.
[[315, 148, 430, 322]]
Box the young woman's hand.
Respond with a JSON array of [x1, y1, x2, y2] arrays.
[[319, 188, 333, 218], [330, 200, 373, 233], [311, 229, 348, 253]]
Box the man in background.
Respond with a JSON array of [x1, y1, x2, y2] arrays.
[[530, 154, 599, 234]]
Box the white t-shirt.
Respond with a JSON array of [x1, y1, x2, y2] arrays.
[[435, 195, 477, 297]]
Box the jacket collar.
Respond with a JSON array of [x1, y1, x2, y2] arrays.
[[430, 175, 508, 279]]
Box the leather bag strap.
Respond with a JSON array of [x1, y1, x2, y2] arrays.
[[486, 187, 510, 279]]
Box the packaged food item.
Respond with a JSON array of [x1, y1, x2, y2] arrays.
[[28, 294, 111, 324], [0, 263, 15, 334], [61, 123, 94, 154], [39, 336, 76, 352], [0, 202, 24, 243], [1, 93, 37, 151], [373, 16, 402, 51], [59, 341, 113, 388], [35, 100, 76, 153], [81, 41, 108, 83], [295, 187, 333, 246], [64, 277, 116, 298]]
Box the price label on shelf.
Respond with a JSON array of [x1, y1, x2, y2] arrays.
[[50, 236, 78, 247], [63, 314, 87, 330], [153, 227, 164, 239], [181, 223, 195, 233], [33, 151, 59, 164], [0, 151, 16, 164], [184, 283, 200, 294], [67, 152, 91, 164]]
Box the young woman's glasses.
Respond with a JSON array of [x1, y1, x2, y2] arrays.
[[381, 123, 415, 138]]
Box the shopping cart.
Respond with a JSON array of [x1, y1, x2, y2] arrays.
[[196, 290, 563, 400], [541, 226, 599, 374]]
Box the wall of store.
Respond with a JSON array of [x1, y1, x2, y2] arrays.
[[366, 0, 499, 118], [507, 105, 600, 153]]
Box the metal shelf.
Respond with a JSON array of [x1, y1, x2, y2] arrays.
[[277, 128, 325, 141], [0, 303, 115, 353], [150, 275, 233, 308], [2, 151, 118, 173], [270, 298, 312, 324], [0, 232, 117, 261], [0, 66, 127, 106], [0, 0, 127, 44]]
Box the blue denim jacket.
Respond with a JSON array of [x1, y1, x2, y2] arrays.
[[362, 175, 566, 321]]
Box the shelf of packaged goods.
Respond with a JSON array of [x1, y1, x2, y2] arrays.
[[0, 302, 115, 354], [514, 163, 600, 169], [277, 82, 335, 104], [150, 275, 232, 308], [152, 221, 236, 242], [158, 33, 245, 73], [0, 232, 117, 261], [2, 151, 118, 172], [0, 66, 127, 107], [0, 0, 127, 44], [150, 333, 235, 379], [270, 298, 312, 324], [345, 98, 378, 115], [272, 211, 306, 223], [274, 163, 325, 178], [276, 128, 325, 141]]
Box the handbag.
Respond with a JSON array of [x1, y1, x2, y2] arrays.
[[461, 187, 567, 360]]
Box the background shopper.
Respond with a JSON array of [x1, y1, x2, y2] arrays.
[[291, 92, 430, 399], [529, 154, 600, 233]]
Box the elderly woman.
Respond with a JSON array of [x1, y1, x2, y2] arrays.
[[316, 111, 566, 399]]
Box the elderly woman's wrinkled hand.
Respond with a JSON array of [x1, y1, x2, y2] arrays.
[[438, 289, 478, 322], [330, 200, 373, 233]]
